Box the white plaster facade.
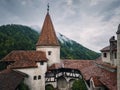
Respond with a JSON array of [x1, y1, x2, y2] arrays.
[[36, 46, 60, 66], [14, 62, 47, 90], [101, 51, 117, 66], [101, 52, 110, 63], [117, 33, 120, 90]]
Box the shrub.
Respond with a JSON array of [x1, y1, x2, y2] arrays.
[[72, 79, 87, 90], [18, 82, 30, 90], [45, 84, 54, 90]]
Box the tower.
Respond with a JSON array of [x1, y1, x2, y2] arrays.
[[36, 5, 60, 66], [117, 24, 120, 90], [109, 36, 117, 65]]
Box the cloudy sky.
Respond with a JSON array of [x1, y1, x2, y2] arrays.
[[0, 0, 120, 52]]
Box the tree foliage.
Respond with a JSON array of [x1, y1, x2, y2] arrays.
[[60, 39, 100, 60], [0, 24, 39, 60], [45, 84, 54, 90], [72, 79, 87, 90], [18, 81, 30, 90]]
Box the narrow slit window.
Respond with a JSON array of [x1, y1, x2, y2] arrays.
[[115, 52, 117, 59]]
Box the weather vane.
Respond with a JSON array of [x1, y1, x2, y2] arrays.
[[47, 3, 49, 12]]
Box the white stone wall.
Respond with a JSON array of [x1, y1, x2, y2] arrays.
[[101, 52, 110, 63], [102, 51, 117, 66], [14, 62, 47, 90], [114, 59, 117, 66], [117, 34, 120, 90], [36, 46, 60, 66]]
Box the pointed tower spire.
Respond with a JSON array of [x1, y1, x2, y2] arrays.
[[47, 3, 49, 13], [36, 6, 59, 46]]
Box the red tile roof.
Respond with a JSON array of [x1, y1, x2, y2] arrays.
[[0, 69, 27, 90], [100, 46, 110, 52], [48, 63, 62, 70], [95, 60, 117, 69], [100, 45, 117, 52], [7, 59, 37, 69], [62, 60, 117, 90], [2, 50, 48, 62], [36, 13, 59, 46]]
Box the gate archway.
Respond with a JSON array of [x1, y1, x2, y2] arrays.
[[57, 76, 67, 90]]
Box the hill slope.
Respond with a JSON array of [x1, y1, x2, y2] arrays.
[[0, 24, 100, 60], [57, 33, 100, 59]]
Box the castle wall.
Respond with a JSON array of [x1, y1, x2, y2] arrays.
[[117, 34, 120, 90], [14, 62, 47, 90], [36, 46, 60, 66]]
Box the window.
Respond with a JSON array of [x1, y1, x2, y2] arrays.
[[115, 52, 117, 59], [48, 51, 52, 55], [38, 75, 41, 79], [103, 53, 107, 58], [40, 62, 44, 65], [33, 76, 37, 80]]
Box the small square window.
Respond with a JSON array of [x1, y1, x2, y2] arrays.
[[103, 53, 107, 58], [40, 62, 44, 65], [38, 75, 41, 79], [48, 51, 52, 55], [33, 76, 37, 80]]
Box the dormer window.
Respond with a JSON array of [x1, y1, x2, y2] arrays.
[[48, 51, 52, 55]]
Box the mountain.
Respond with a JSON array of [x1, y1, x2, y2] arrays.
[[0, 24, 100, 60], [57, 33, 100, 59], [0, 24, 39, 59]]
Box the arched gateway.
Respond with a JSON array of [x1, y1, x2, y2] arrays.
[[45, 68, 82, 90]]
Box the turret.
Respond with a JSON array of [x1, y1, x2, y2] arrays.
[[117, 24, 120, 90], [36, 5, 60, 66], [109, 36, 117, 65]]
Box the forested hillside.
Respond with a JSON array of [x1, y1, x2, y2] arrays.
[[0, 24, 100, 60], [0, 24, 39, 59]]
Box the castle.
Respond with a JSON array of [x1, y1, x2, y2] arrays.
[[0, 6, 120, 90]]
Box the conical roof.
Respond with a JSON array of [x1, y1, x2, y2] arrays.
[[36, 12, 59, 46], [117, 24, 120, 34]]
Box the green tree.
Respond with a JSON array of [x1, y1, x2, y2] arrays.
[[18, 81, 30, 90], [72, 79, 87, 90], [45, 84, 54, 90]]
